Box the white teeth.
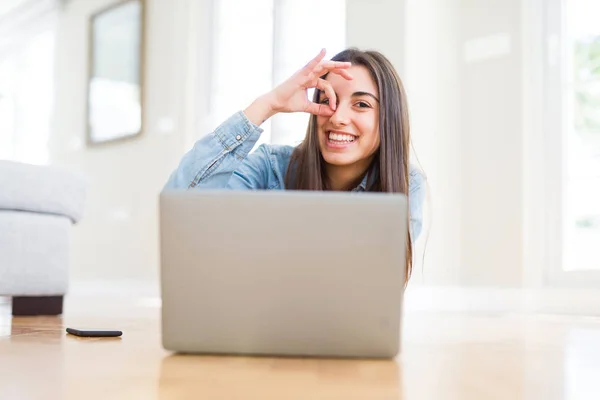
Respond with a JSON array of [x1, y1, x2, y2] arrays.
[[328, 132, 355, 142]]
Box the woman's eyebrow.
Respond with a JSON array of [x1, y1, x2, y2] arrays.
[[353, 91, 379, 103], [317, 90, 380, 103]]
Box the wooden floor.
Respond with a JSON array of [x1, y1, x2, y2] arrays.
[[1, 286, 600, 400]]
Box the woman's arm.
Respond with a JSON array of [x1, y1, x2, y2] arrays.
[[163, 109, 266, 190], [164, 49, 351, 191]]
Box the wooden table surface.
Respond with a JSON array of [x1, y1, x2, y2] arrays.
[[1, 289, 600, 400]]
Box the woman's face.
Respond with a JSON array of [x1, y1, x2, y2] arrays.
[[317, 65, 380, 169]]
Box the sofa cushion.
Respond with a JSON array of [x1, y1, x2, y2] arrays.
[[0, 160, 87, 223]]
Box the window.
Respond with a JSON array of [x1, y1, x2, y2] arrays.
[[270, 0, 346, 146], [544, 0, 600, 284], [0, 0, 57, 164], [210, 0, 346, 147], [0, 62, 16, 160], [563, 0, 600, 272], [211, 0, 274, 145]]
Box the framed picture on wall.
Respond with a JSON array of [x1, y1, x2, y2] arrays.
[[86, 0, 144, 145]]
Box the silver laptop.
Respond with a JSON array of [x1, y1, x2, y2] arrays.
[[159, 190, 407, 358]]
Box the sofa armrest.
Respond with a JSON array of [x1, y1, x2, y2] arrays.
[[0, 161, 87, 223]]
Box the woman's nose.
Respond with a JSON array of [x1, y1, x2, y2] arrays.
[[329, 104, 350, 126]]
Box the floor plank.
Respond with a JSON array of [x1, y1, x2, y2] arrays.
[[1, 288, 600, 400]]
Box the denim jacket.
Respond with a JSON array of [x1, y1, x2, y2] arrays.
[[164, 111, 426, 240]]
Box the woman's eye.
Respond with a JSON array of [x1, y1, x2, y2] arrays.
[[320, 98, 330, 105], [356, 101, 371, 108]]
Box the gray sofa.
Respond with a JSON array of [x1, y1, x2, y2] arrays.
[[0, 160, 86, 315]]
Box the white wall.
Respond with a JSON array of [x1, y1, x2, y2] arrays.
[[404, 0, 463, 286], [345, 0, 406, 77], [50, 0, 212, 282], [413, 0, 528, 287], [457, 0, 526, 286]]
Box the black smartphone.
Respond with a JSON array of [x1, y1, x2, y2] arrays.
[[66, 328, 122, 337]]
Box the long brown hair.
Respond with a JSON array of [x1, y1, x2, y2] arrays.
[[285, 48, 414, 283]]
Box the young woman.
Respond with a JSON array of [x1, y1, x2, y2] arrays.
[[165, 48, 426, 282]]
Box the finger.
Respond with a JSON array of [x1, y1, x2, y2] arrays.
[[313, 63, 353, 81], [312, 69, 353, 81], [319, 60, 352, 70], [329, 68, 353, 80], [312, 61, 351, 76], [305, 102, 335, 117], [304, 48, 327, 72], [315, 78, 336, 111]]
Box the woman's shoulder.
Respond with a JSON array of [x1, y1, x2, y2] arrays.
[[249, 143, 298, 179], [260, 143, 296, 155], [254, 143, 297, 163]]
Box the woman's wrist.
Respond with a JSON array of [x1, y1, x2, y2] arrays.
[[244, 93, 278, 126]]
